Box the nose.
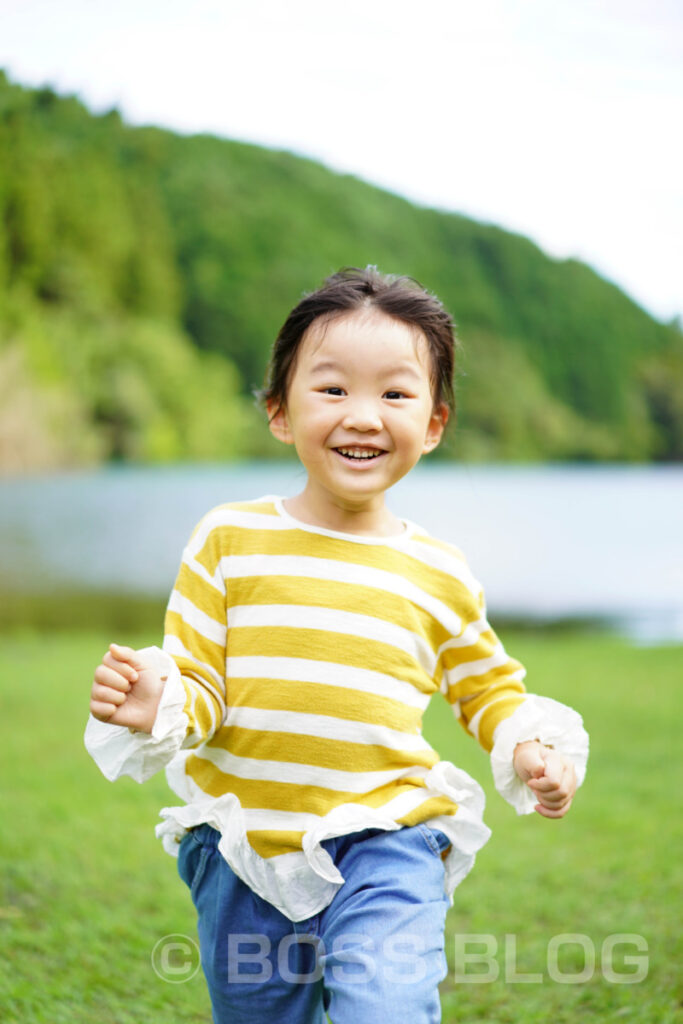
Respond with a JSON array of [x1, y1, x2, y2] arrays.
[[341, 396, 383, 432]]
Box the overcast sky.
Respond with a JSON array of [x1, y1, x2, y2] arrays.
[[1, 0, 681, 322]]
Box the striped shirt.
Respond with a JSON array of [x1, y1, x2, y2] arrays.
[[153, 496, 528, 915]]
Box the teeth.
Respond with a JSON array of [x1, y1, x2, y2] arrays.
[[336, 447, 383, 459]]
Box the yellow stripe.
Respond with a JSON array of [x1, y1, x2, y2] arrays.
[[186, 758, 352, 813], [246, 830, 306, 858], [197, 524, 476, 611], [446, 663, 528, 704], [172, 654, 224, 701], [176, 668, 221, 736], [244, 795, 458, 859], [477, 695, 527, 752], [185, 760, 431, 816], [412, 533, 466, 560], [227, 627, 434, 695], [174, 562, 225, 623], [440, 628, 500, 670], [227, 678, 423, 733], [224, 726, 439, 774], [227, 575, 452, 651], [165, 609, 225, 676], [396, 796, 458, 827], [221, 500, 279, 516]]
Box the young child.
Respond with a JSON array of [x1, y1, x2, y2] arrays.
[[85, 267, 588, 1023]]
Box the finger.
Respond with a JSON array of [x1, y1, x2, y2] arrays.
[[527, 775, 561, 794], [515, 753, 545, 783], [91, 682, 128, 707], [534, 757, 576, 794], [90, 699, 118, 721], [94, 664, 133, 692], [107, 643, 144, 676], [538, 751, 565, 786], [534, 795, 573, 819], [536, 792, 569, 812], [527, 754, 572, 791], [528, 775, 570, 804], [529, 777, 571, 808], [102, 651, 138, 684], [535, 771, 575, 810]]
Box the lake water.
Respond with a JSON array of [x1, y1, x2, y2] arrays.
[[1, 462, 681, 642]]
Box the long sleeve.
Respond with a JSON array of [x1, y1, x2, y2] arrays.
[[84, 511, 229, 784], [438, 589, 528, 752], [162, 511, 228, 747], [437, 587, 589, 813]]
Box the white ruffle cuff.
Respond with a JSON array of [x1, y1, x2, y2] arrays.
[[84, 646, 188, 782], [490, 694, 589, 814]]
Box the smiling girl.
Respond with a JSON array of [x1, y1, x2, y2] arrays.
[[85, 267, 588, 1023]]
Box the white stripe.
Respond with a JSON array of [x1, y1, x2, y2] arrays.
[[437, 617, 490, 655], [460, 672, 526, 740], [180, 544, 223, 591], [185, 686, 202, 745], [208, 508, 290, 533], [168, 756, 326, 830], [225, 706, 430, 752], [466, 690, 523, 741], [183, 501, 288, 558], [444, 643, 511, 687], [221, 554, 463, 636], [230, 604, 437, 675], [242, 808, 323, 831], [194, 688, 219, 737], [168, 590, 226, 647], [404, 538, 482, 599], [195, 745, 430, 792], [163, 636, 227, 713], [239, 785, 440, 833], [226, 656, 430, 710]]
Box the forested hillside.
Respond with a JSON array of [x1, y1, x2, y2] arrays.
[[1, 70, 681, 471]]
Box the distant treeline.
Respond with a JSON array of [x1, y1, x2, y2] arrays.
[[1, 70, 681, 471]]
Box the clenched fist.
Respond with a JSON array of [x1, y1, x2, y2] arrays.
[[90, 643, 165, 734]]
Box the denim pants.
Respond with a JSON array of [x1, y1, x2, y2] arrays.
[[178, 823, 452, 1023]]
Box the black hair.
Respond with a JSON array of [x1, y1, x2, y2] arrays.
[[261, 266, 457, 416]]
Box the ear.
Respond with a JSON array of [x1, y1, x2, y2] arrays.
[[267, 399, 294, 445], [422, 403, 448, 454]]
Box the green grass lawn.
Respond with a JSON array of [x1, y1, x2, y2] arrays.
[[0, 629, 681, 1023]]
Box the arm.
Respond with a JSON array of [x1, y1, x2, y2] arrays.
[[439, 600, 528, 752], [439, 594, 588, 817], [161, 509, 228, 747], [85, 509, 229, 781]]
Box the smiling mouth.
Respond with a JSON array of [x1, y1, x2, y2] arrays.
[[334, 446, 386, 461]]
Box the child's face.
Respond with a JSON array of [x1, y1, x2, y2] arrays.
[[268, 310, 447, 514]]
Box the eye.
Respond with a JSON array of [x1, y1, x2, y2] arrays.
[[322, 386, 345, 396], [383, 390, 407, 400]]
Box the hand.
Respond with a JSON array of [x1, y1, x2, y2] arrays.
[[513, 740, 577, 819], [90, 644, 165, 734]]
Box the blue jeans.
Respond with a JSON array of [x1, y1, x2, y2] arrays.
[[178, 823, 452, 1023]]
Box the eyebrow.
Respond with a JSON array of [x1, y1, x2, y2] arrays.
[[308, 360, 345, 375], [308, 359, 423, 380]]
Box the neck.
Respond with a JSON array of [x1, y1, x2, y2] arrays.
[[284, 486, 404, 537]]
